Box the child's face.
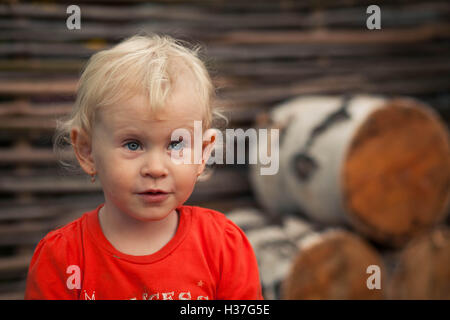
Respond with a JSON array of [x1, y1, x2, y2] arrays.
[[72, 76, 215, 222]]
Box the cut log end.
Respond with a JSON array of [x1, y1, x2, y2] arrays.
[[387, 227, 450, 299], [281, 230, 385, 299], [342, 98, 450, 246]]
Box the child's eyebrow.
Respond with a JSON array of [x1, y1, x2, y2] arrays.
[[114, 124, 196, 138], [114, 128, 143, 136]]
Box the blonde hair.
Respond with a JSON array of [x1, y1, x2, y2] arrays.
[[53, 33, 228, 179]]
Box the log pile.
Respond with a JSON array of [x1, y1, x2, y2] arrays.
[[0, 0, 449, 299], [229, 207, 450, 299], [245, 95, 449, 299], [227, 208, 386, 299], [250, 95, 449, 247]]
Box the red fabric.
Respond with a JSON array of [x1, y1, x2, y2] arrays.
[[25, 203, 264, 300]]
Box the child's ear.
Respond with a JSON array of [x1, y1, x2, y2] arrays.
[[197, 129, 217, 176], [70, 127, 96, 175]]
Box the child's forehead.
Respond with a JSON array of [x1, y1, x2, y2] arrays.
[[97, 94, 203, 132], [98, 115, 199, 142]]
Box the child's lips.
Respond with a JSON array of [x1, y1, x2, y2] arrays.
[[137, 192, 170, 203], [139, 188, 169, 194]]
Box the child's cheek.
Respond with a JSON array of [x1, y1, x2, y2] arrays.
[[175, 164, 199, 186]]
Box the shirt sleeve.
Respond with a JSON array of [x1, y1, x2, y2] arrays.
[[216, 218, 264, 300], [24, 232, 79, 300]]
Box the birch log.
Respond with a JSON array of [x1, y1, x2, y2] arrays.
[[250, 95, 450, 247], [227, 207, 296, 299], [387, 226, 450, 299], [227, 207, 385, 299], [281, 229, 385, 300]]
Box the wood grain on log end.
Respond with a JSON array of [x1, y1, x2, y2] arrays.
[[342, 98, 450, 247], [281, 230, 385, 300], [387, 227, 450, 300]]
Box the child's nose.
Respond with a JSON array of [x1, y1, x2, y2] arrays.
[[140, 151, 169, 178]]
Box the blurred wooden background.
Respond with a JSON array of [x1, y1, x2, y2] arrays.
[[0, 0, 449, 299]]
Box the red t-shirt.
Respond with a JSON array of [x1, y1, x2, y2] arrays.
[[25, 203, 264, 300]]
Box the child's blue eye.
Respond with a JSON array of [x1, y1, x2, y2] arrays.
[[124, 141, 141, 151], [168, 140, 184, 151]]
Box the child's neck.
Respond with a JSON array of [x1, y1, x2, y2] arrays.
[[98, 204, 180, 256]]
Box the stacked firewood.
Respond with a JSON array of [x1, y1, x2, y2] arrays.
[[0, 0, 448, 299], [229, 94, 449, 299], [228, 206, 449, 299]]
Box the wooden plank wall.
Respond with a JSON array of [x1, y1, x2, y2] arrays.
[[0, 0, 449, 299]]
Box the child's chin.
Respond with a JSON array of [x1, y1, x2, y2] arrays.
[[131, 208, 174, 222]]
